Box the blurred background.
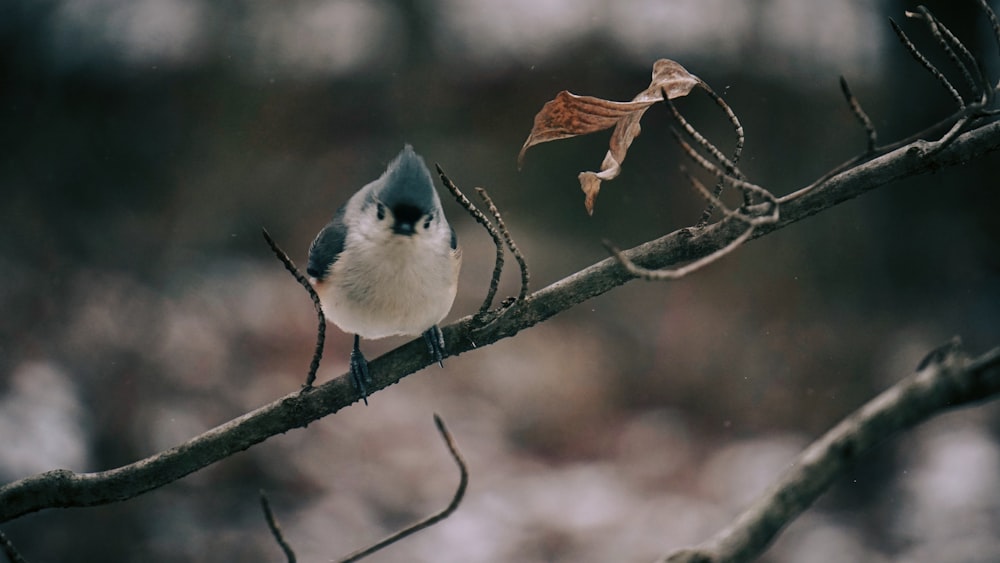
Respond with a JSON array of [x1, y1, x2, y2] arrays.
[[1, 0, 999, 561]]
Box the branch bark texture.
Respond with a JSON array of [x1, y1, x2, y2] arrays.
[[663, 342, 1000, 563], [0, 119, 998, 523]]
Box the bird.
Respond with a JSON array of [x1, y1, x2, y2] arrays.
[[306, 145, 461, 404]]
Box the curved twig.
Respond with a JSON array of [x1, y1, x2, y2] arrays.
[[980, 0, 1000, 70], [680, 168, 778, 228], [436, 165, 506, 317], [474, 187, 530, 303], [262, 228, 324, 390], [890, 18, 965, 109], [604, 222, 755, 281], [664, 83, 748, 224], [336, 414, 468, 563], [670, 131, 776, 210], [665, 98, 743, 181], [0, 530, 27, 563], [260, 490, 296, 563], [663, 341, 1000, 563], [839, 76, 878, 153], [909, 7, 982, 100], [603, 118, 781, 282]]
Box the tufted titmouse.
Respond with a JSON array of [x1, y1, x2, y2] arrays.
[[306, 145, 461, 404]]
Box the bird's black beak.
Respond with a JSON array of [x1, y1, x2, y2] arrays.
[[392, 221, 416, 236]]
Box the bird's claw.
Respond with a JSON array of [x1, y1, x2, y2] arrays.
[[424, 325, 446, 367], [350, 340, 371, 405]]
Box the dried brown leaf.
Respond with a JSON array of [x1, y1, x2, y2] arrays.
[[518, 59, 701, 214]]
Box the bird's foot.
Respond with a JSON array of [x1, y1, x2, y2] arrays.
[[423, 325, 446, 368], [350, 336, 372, 405]]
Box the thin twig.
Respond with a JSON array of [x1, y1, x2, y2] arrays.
[[670, 131, 775, 208], [699, 82, 746, 170], [601, 157, 776, 281], [890, 18, 966, 110], [680, 168, 778, 227], [665, 99, 743, 181], [336, 414, 468, 563], [262, 228, 324, 390], [436, 165, 506, 317], [839, 76, 878, 153], [977, 0, 1000, 60], [260, 490, 296, 563], [474, 187, 530, 302], [0, 530, 27, 563], [806, 4, 1000, 198], [926, 6, 992, 104], [912, 114, 973, 156], [604, 223, 755, 281], [664, 84, 747, 224], [663, 341, 1000, 563], [701, 81, 749, 207], [790, 106, 974, 200], [909, 7, 981, 99], [603, 106, 776, 281], [975, 0, 1000, 100]]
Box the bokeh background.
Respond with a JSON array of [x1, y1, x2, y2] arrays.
[[2, 0, 999, 561]]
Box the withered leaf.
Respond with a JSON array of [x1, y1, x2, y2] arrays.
[[518, 59, 701, 214]]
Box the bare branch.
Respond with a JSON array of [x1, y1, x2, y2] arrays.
[[977, 0, 1000, 61], [663, 83, 748, 224], [890, 18, 965, 109], [839, 76, 878, 153], [474, 187, 530, 303], [662, 340, 1000, 563], [670, 132, 776, 210], [680, 168, 778, 228], [262, 228, 325, 391], [0, 530, 27, 563], [260, 490, 296, 563], [0, 118, 997, 525], [665, 99, 743, 182], [601, 163, 778, 282], [436, 165, 506, 317], [908, 7, 982, 99], [604, 223, 755, 281], [336, 414, 468, 563]]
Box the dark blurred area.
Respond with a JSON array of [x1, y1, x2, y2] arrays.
[[1, 1, 999, 561]]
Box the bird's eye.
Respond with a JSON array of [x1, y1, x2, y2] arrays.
[[423, 214, 433, 229], [376, 203, 386, 220]]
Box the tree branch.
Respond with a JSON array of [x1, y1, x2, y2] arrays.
[[335, 413, 468, 563], [0, 116, 998, 525], [0, 530, 27, 563], [662, 340, 1000, 563], [260, 490, 296, 563]]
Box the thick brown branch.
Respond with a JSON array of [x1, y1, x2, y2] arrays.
[[0, 119, 998, 524], [663, 341, 1000, 563]]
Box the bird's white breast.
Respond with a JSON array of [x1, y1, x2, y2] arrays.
[[315, 232, 459, 339]]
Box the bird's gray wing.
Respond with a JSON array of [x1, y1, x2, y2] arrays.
[[307, 206, 347, 280]]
